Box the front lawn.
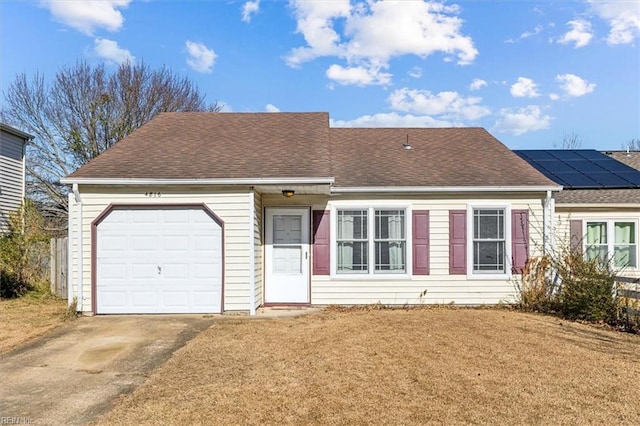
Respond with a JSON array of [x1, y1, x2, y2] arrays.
[[0, 294, 68, 354], [96, 308, 640, 425]]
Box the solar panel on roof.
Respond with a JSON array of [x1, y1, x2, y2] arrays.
[[550, 150, 584, 161], [616, 172, 640, 186], [575, 150, 606, 160], [588, 173, 632, 187], [514, 149, 640, 189], [519, 150, 556, 161], [564, 160, 605, 172]]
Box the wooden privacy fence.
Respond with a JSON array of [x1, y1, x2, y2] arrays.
[[615, 275, 640, 325], [50, 237, 68, 299]]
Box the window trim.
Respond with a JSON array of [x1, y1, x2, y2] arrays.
[[466, 204, 512, 279], [330, 203, 412, 279], [583, 219, 638, 270]]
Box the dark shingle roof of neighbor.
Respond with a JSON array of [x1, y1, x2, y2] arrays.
[[68, 112, 557, 188], [513, 149, 640, 189], [606, 151, 640, 172], [555, 188, 640, 204]]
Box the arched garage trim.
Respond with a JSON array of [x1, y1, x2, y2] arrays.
[[91, 203, 225, 314]]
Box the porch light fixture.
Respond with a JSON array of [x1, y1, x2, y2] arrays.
[[282, 189, 295, 198]]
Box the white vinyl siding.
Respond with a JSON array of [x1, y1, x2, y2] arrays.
[[69, 186, 254, 312], [0, 130, 26, 233], [253, 191, 263, 308], [311, 194, 546, 306]]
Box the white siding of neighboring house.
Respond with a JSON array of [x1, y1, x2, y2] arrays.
[[555, 207, 640, 278], [0, 130, 26, 233], [68, 186, 254, 313], [263, 193, 546, 306], [253, 190, 263, 309]]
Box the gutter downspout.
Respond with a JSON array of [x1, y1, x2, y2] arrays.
[[543, 191, 551, 255], [67, 193, 73, 304], [72, 184, 83, 312], [248, 190, 256, 316]]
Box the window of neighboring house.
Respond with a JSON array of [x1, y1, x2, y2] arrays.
[[336, 208, 406, 274], [586, 220, 637, 269], [472, 208, 506, 273]]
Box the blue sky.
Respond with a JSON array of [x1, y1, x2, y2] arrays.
[[1, 0, 639, 150]]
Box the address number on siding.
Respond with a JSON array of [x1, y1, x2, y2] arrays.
[[145, 192, 161, 197]]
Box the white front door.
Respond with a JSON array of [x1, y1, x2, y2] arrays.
[[264, 208, 310, 304]]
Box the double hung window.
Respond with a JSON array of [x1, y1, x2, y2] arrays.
[[472, 208, 506, 274], [336, 208, 406, 274], [586, 221, 637, 268]]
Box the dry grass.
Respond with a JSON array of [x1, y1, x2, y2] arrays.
[[0, 295, 68, 354], [96, 308, 640, 425]]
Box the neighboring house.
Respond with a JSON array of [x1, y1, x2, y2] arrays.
[[0, 123, 32, 233], [61, 112, 560, 314], [514, 149, 640, 278]]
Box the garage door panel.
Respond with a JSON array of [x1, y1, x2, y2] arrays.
[[132, 291, 158, 307], [96, 207, 222, 314], [162, 263, 189, 278]]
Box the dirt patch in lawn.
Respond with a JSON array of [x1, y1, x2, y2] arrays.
[[0, 295, 68, 354], [96, 308, 640, 425]]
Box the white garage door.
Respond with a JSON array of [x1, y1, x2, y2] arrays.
[[96, 206, 222, 314]]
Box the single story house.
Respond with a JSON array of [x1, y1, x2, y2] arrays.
[[514, 149, 640, 278], [0, 123, 32, 233], [62, 112, 561, 314]]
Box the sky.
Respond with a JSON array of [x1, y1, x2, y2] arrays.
[[1, 0, 639, 151]]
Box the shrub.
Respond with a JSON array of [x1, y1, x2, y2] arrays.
[[555, 251, 617, 323], [0, 200, 51, 299]]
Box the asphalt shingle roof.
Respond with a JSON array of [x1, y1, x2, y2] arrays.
[[68, 113, 557, 188], [555, 188, 640, 204]]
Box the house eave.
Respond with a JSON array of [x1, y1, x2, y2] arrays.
[[0, 123, 34, 141], [331, 185, 562, 194], [60, 177, 336, 186]]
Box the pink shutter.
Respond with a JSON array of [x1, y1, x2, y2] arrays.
[[412, 210, 430, 275], [570, 220, 583, 251], [313, 210, 330, 275], [511, 210, 529, 274], [449, 210, 467, 275]]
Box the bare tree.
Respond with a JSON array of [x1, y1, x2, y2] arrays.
[[2, 61, 220, 228], [553, 131, 582, 149], [624, 138, 640, 150]]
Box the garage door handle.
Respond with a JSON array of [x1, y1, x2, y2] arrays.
[[157, 266, 162, 275]]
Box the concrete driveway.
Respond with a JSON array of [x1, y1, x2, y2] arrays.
[[0, 315, 215, 425]]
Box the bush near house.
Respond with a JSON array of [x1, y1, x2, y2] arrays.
[[0, 200, 51, 299], [517, 247, 632, 332]]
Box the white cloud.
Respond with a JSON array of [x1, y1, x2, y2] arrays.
[[494, 105, 552, 136], [549, 93, 560, 101], [510, 77, 540, 98], [93, 38, 134, 64], [469, 78, 487, 90], [265, 104, 280, 112], [505, 25, 543, 43], [557, 19, 593, 48], [388, 88, 490, 121], [556, 73, 596, 97], [241, 0, 260, 23], [588, 1, 640, 45], [326, 64, 392, 86], [185, 41, 217, 73], [408, 67, 423, 79], [41, 0, 131, 35], [286, 0, 477, 86], [331, 112, 454, 128]]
